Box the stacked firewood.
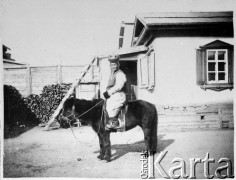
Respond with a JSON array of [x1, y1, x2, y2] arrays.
[[24, 83, 73, 125], [4, 85, 38, 126], [4, 83, 73, 127]]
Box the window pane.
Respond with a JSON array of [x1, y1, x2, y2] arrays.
[[208, 73, 215, 81], [208, 51, 216, 60], [218, 73, 225, 80], [218, 62, 225, 71], [218, 51, 226, 60], [208, 62, 215, 71]]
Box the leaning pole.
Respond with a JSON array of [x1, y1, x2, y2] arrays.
[[44, 57, 98, 130]]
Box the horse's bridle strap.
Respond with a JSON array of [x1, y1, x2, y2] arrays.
[[75, 100, 104, 119], [63, 100, 104, 120]]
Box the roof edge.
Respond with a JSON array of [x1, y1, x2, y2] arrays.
[[98, 45, 148, 59]]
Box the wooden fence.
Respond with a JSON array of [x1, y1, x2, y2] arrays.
[[4, 65, 100, 97]]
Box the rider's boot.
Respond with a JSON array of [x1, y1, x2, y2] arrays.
[[106, 117, 119, 129]]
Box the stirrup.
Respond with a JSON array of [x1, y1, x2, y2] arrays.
[[106, 121, 120, 129]]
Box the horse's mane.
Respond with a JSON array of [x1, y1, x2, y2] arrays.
[[64, 97, 103, 105], [71, 98, 104, 109]]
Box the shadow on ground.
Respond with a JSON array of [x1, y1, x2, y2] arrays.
[[4, 124, 38, 139], [94, 134, 174, 161]]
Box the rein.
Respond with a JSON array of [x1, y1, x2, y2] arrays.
[[63, 99, 104, 144], [68, 108, 104, 145], [76, 99, 104, 119], [63, 99, 104, 123]]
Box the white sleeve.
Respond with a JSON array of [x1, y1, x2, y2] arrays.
[[107, 71, 127, 95]]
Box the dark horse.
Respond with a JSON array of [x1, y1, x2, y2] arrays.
[[61, 97, 158, 162]]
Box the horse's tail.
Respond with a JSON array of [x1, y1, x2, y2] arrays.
[[154, 104, 158, 126], [152, 104, 158, 153]]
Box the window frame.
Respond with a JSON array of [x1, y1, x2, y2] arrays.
[[196, 40, 234, 91], [206, 49, 228, 84]]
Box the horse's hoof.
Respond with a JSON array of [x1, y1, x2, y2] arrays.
[[97, 154, 104, 160], [103, 156, 111, 162]]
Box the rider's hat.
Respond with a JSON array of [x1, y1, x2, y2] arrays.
[[108, 55, 119, 63]]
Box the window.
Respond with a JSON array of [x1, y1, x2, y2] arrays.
[[139, 50, 155, 90], [207, 49, 228, 83], [196, 40, 233, 91]]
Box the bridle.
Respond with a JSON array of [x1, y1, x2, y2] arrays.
[[61, 99, 104, 144], [61, 105, 77, 124], [62, 99, 104, 123]]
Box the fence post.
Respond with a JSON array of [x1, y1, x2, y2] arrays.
[[27, 65, 32, 96], [57, 64, 62, 84]]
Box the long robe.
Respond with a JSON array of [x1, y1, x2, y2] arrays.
[[106, 70, 127, 118]]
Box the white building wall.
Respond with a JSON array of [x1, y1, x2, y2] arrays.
[[138, 37, 234, 106]]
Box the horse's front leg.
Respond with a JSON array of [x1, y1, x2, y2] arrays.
[[102, 132, 111, 162], [97, 133, 105, 160]]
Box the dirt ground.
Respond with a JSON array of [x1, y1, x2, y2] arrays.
[[3, 125, 234, 178]]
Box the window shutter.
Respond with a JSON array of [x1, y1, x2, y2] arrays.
[[148, 52, 155, 89], [228, 48, 234, 84], [139, 55, 149, 87], [196, 49, 206, 85]]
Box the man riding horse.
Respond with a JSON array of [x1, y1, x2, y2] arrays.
[[103, 55, 127, 129], [60, 55, 157, 162]]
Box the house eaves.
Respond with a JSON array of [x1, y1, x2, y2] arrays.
[[116, 45, 148, 55], [98, 45, 148, 60], [132, 11, 233, 46]]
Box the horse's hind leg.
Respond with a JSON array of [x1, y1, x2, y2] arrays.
[[144, 125, 157, 179], [143, 124, 157, 155], [102, 133, 111, 162], [97, 133, 105, 160]]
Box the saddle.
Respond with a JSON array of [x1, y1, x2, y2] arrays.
[[103, 101, 128, 132]]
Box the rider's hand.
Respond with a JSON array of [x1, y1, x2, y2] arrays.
[[103, 91, 110, 99]]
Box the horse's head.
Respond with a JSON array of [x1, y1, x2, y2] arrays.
[[60, 97, 104, 128], [60, 97, 77, 127]]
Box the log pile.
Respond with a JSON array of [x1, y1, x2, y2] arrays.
[[4, 85, 38, 127], [4, 83, 73, 128], [24, 83, 73, 125]]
